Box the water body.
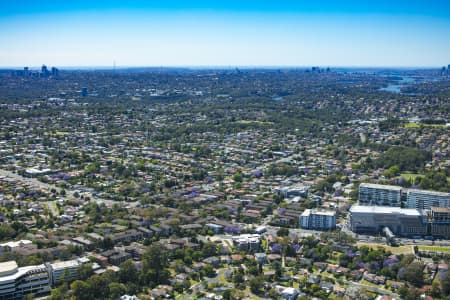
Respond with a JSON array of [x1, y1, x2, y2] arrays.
[[379, 76, 416, 94]]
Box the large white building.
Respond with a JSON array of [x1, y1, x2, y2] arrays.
[[0, 240, 34, 252], [349, 205, 427, 236], [0, 261, 51, 300], [299, 209, 336, 230], [47, 257, 90, 286], [231, 234, 260, 251], [0, 257, 91, 299], [358, 183, 402, 207]]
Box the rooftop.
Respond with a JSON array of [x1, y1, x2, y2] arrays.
[[360, 183, 402, 191], [350, 205, 422, 216], [50, 258, 83, 271], [0, 239, 33, 249], [301, 208, 336, 217], [407, 189, 450, 197], [0, 261, 18, 277], [431, 207, 450, 213]]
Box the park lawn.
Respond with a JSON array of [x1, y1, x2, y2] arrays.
[[356, 242, 414, 255], [399, 173, 450, 184], [399, 173, 423, 181], [404, 122, 447, 129], [418, 245, 450, 254], [236, 120, 274, 125]]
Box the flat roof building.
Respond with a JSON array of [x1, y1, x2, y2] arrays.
[[47, 257, 89, 286], [358, 183, 402, 207], [0, 261, 51, 300], [350, 205, 427, 236], [406, 189, 450, 210], [430, 207, 450, 239], [299, 209, 336, 230]]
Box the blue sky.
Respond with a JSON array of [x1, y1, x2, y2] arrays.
[[1, 0, 450, 67]]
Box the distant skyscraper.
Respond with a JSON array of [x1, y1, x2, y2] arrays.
[[51, 67, 59, 77], [23, 67, 29, 77], [41, 65, 50, 77], [81, 87, 88, 97]]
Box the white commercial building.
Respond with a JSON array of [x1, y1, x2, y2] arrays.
[[0, 261, 51, 300], [231, 234, 261, 251], [299, 209, 336, 230], [0, 257, 91, 299], [47, 257, 89, 286]]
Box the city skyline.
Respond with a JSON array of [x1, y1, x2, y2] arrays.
[[1, 0, 450, 67]]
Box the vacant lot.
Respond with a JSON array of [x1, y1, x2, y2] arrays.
[[356, 242, 414, 255]]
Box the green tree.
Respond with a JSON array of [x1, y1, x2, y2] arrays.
[[48, 283, 68, 300], [108, 282, 126, 300], [441, 270, 450, 296], [90, 274, 110, 299], [70, 280, 92, 300], [233, 268, 245, 289], [400, 262, 424, 287], [0, 224, 16, 241], [249, 276, 264, 294], [142, 243, 168, 285], [383, 165, 400, 178], [77, 263, 93, 281], [232, 173, 243, 183], [277, 228, 289, 237], [119, 259, 138, 284]]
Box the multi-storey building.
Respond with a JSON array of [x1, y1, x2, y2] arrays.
[[406, 189, 450, 210], [299, 209, 336, 230], [358, 183, 450, 211], [349, 205, 427, 236], [0, 261, 51, 300], [430, 207, 450, 238], [0, 257, 91, 299], [358, 183, 402, 207], [47, 257, 90, 286], [231, 234, 260, 251]]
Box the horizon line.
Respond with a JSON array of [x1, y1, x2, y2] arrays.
[[0, 65, 447, 70]]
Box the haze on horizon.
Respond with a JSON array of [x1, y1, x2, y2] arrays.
[[1, 0, 450, 68]]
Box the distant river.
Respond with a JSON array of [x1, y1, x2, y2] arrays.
[[379, 76, 416, 94]]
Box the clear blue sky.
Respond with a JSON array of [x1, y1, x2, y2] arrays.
[[1, 0, 450, 67]]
